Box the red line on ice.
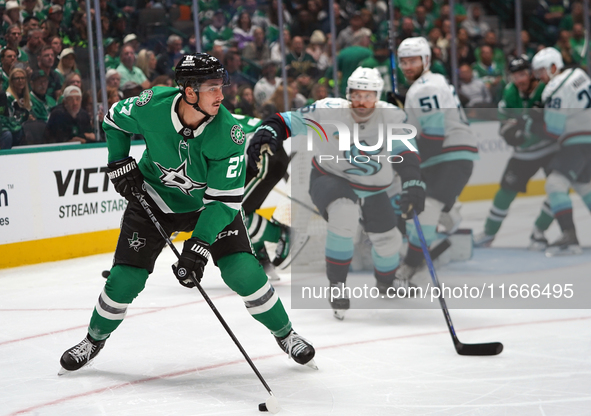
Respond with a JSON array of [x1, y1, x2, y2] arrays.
[[8, 314, 591, 415]]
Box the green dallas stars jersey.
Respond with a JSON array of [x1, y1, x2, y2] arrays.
[[103, 86, 247, 245], [498, 81, 559, 159]]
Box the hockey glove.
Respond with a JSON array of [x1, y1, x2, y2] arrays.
[[247, 125, 279, 169], [107, 157, 145, 201], [172, 237, 210, 288], [386, 91, 406, 108], [499, 118, 527, 147], [399, 179, 426, 218]]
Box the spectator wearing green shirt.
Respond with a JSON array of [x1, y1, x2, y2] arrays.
[[202, 10, 234, 52], [559, 1, 583, 31], [36, 45, 62, 101], [4, 24, 29, 64], [336, 28, 373, 97], [570, 23, 587, 66], [116, 45, 150, 90], [29, 69, 57, 123], [475, 31, 507, 72], [285, 36, 318, 79], [104, 38, 121, 70], [0, 47, 17, 91], [413, 6, 435, 37]]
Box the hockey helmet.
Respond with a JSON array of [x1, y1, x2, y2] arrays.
[[397, 37, 431, 73], [508, 54, 530, 73], [175, 53, 230, 116], [346, 67, 384, 101], [175, 53, 230, 92], [532, 47, 564, 80]]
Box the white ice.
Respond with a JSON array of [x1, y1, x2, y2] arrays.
[[1, 195, 591, 416]]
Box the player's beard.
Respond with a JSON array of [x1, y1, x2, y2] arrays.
[[351, 104, 376, 122]]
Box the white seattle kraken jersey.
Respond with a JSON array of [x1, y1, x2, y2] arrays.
[[542, 67, 591, 146], [404, 71, 478, 167], [288, 97, 415, 194]]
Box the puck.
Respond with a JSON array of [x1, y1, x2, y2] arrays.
[[258, 403, 268, 412], [101, 270, 110, 278]]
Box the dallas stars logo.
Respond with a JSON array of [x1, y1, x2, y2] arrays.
[[154, 160, 206, 195], [135, 89, 153, 107], [128, 232, 146, 252]]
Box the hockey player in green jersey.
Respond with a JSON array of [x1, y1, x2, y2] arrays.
[[59, 53, 315, 374], [474, 55, 558, 249]]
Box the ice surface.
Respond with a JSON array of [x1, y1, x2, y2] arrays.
[[1, 195, 591, 415]]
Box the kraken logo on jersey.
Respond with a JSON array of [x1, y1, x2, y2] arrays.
[[128, 232, 146, 252], [154, 160, 207, 195], [344, 141, 382, 176]]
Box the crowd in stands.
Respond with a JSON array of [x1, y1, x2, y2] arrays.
[[0, 0, 588, 149]]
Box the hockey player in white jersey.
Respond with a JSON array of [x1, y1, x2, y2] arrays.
[[395, 37, 478, 284], [532, 47, 591, 255], [247, 67, 425, 319]]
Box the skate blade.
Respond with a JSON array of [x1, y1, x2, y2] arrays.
[[333, 309, 347, 320], [57, 367, 70, 376], [263, 263, 281, 281], [278, 235, 310, 270], [545, 245, 583, 257], [528, 242, 547, 251], [305, 359, 319, 370]]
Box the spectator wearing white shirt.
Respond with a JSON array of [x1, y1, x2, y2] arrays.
[[458, 62, 491, 108], [253, 61, 282, 109]]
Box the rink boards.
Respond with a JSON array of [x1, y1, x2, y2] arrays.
[[0, 121, 544, 268]]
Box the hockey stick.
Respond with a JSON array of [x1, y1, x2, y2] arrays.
[[133, 192, 280, 413], [387, 0, 398, 95], [412, 211, 503, 356], [272, 186, 322, 216]]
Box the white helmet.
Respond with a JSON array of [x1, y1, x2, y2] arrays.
[[346, 67, 384, 101], [532, 47, 564, 80], [397, 36, 431, 73]]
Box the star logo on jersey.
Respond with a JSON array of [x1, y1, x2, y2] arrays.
[[128, 232, 146, 252], [231, 124, 245, 145], [135, 89, 153, 107], [154, 160, 206, 196]]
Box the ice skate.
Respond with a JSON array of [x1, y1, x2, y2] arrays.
[[545, 229, 582, 257], [59, 334, 106, 375], [328, 282, 350, 320], [392, 263, 418, 293], [473, 231, 495, 248], [257, 246, 280, 281], [275, 329, 317, 369], [376, 275, 417, 296], [528, 227, 548, 251], [274, 225, 310, 270], [439, 204, 462, 235]]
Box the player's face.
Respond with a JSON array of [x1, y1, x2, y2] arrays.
[[349, 89, 377, 117], [196, 79, 224, 115], [511, 69, 532, 92], [399, 56, 424, 82], [533, 67, 550, 83]]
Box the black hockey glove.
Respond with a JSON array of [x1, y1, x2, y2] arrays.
[[107, 157, 145, 201], [399, 179, 426, 218], [499, 118, 527, 147], [172, 237, 210, 288], [386, 91, 406, 108], [247, 125, 279, 169]]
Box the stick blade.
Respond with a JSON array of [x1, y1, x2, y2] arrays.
[[456, 342, 503, 356]]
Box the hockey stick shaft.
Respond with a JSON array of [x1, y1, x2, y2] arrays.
[[387, 0, 398, 93], [412, 211, 503, 356], [134, 192, 275, 395], [272, 186, 322, 216]]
